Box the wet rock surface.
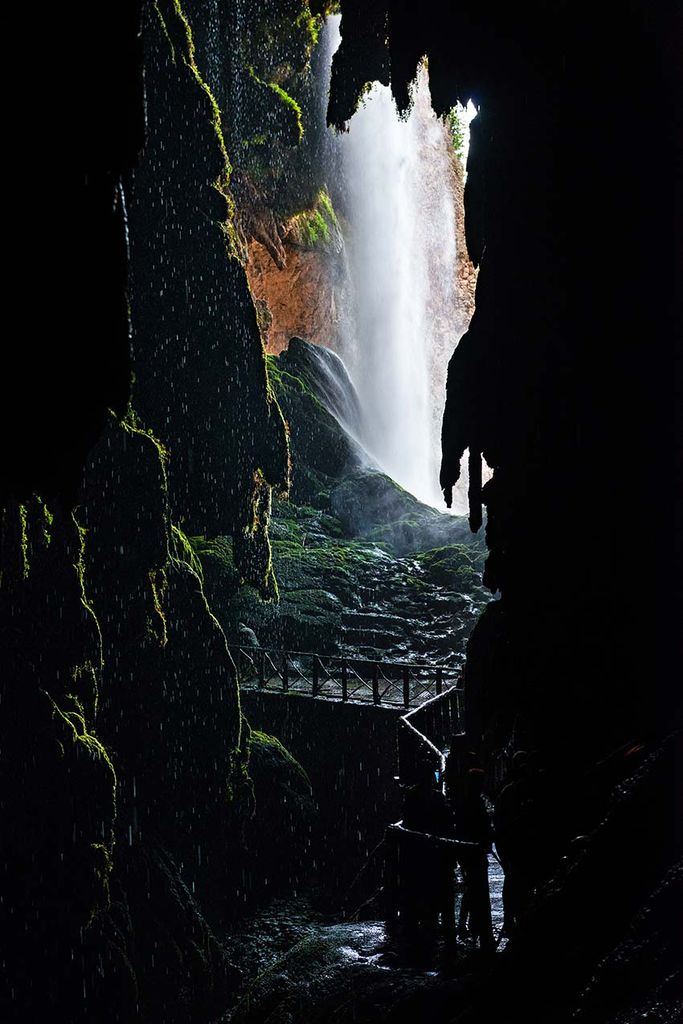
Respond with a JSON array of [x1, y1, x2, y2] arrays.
[[220, 858, 505, 1024], [197, 338, 490, 665]]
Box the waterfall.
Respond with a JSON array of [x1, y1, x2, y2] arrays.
[[326, 18, 467, 512]]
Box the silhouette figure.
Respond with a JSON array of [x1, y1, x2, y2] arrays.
[[394, 761, 456, 943], [451, 767, 494, 950], [444, 733, 480, 805], [494, 750, 539, 935]]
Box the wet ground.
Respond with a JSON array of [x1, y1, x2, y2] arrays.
[[219, 856, 506, 1022]]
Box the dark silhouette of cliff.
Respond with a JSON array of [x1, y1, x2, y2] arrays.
[[327, 1, 682, 1020]]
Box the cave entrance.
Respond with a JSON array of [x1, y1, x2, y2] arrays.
[[246, 15, 479, 516], [231, 15, 489, 682]]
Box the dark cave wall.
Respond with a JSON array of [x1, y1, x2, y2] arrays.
[[0, 500, 117, 1014], [327, 2, 681, 1020], [328, 0, 681, 757], [1, 3, 144, 507], [0, 1, 315, 1019], [444, 4, 681, 756], [1, 3, 147, 1016], [243, 690, 404, 892], [128, 0, 289, 595]]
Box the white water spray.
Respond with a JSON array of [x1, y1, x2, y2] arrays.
[[328, 20, 467, 511]]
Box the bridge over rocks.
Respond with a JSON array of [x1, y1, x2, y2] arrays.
[[231, 644, 461, 709], [236, 645, 476, 895]]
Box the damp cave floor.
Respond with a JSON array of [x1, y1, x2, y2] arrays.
[[217, 856, 506, 1023]]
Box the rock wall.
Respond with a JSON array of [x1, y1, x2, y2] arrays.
[[242, 690, 404, 893], [0, 2, 325, 1019], [128, 1, 289, 591], [2, 3, 679, 1022], [243, 83, 476, 363], [246, 228, 347, 354], [328, 2, 681, 1021]]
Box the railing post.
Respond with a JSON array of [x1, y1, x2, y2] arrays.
[[384, 825, 400, 926], [372, 662, 380, 705], [282, 652, 289, 692], [450, 692, 462, 733], [312, 657, 319, 697], [436, 666, 443, 696], [341, 658, 348, 701], [402, 665, 410, 709], [259, 650, 265, 688]]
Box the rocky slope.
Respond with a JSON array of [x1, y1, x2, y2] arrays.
[[195, 338, 489, 666]]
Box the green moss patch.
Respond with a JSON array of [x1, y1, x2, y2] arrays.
[[289, 187, 341, 251]]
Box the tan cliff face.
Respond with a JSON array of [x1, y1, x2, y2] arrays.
[[450, 148, 477, 339], [246, 235, 346, 355]]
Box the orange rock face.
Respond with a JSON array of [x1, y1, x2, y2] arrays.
[[246, 239, 345, 355], [243, 121, 475, 363], [449, 149, 477, 339]]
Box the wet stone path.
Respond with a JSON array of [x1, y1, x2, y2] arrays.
[[219, 857, 505, 1023]]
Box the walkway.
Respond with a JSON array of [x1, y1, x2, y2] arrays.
[[230, 644, 462, 709]]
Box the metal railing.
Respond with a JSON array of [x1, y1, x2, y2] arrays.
[[397, 685, 465, 784], [229, 644, 461, 709]]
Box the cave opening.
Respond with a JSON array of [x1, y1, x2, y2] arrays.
[[236, 11, 492, 682], [3, 2, 679, 1022], [249, 14, 480, 515]]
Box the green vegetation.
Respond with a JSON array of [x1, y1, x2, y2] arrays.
[[270, 82, 305, 142], [416, 542, 487, 589], [295, 7, 321, 47], [290, 186, 340, 249], [155, 0, 240, 255], [148, 567, 169, 646], [248, 729, 311, 791], [235, 4, 340, 221], [122, 407, 170, 472], [446, 104, 466, 161], [18, 504, 29, 578], [247, 65, 305, 145], [170, 523, 204, 581], [310, 1, 342, 18], [72, 510, 104, 675], [37, 497, 53, 547], [47, 689, 117, 918]]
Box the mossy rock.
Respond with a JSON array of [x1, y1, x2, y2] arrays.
[[289, 187, 343, 253], [248, 730, 312, 801], [416, 543, 487, 589], [243, 730, 315, 894], [191, 535, 240, 597], [268, 360, 363, 504], [330, 469, 473, 555], [277, 337, 364, 439]]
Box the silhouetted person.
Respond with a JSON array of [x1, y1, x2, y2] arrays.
[[396, 762, 456, 943], [494, 750, 539, 935], [444, 733, 480, 806], [452, 768, 494, 950]]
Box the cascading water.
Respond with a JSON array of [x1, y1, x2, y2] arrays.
[[326, 17, 469, 512]]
